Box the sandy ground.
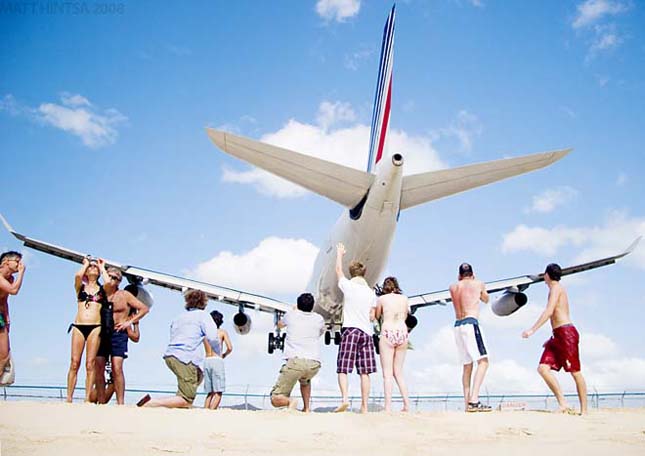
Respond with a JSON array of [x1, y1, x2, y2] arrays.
[[1, 401, 644, 456]]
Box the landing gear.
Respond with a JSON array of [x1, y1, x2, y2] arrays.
[[324, 329, 342, 346], [373, 334, 380, 354], [324, 331, 331, 346], [268, 332, 286, 354], [334, 331, 341, 345], [268, 311, 286, 354]]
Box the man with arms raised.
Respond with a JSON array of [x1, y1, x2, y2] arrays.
[[270, 293, 324, 412], [335, 243, 377, 413], [449, 262, 492, 412], [522, 263, 587, 415], [95, 266, 149, 404], [0, 251, 25, 377]]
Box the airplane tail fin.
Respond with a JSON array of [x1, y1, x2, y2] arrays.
[[367, 4, 395, 173], [400, 148, 572, 210], [206, 129, 373, 208]]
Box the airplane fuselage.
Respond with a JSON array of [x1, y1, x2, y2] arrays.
[[307, 153, 404, 324]]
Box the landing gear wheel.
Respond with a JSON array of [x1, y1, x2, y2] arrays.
[[324, 331, 331, 345], [334, 331, 342, 345], [280, 333, 286, 350], [268, 333, 275, 354]]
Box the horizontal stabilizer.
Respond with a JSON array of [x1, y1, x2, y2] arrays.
[[400, 149, 571, 210], [207, 129, 374, 208]]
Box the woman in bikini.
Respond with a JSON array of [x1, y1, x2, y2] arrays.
[[66, 257, 110, 402], [375, 276, 411, 412]]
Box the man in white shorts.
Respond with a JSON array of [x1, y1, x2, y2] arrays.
[[449, 263, 492, 412]]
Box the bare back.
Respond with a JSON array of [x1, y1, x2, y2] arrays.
[[548, 282, 572, 329], [377, 293, 409, 331], [450, 278, 488, 320]]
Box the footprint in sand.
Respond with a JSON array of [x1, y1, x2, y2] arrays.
[[496, 427, 533, 437]]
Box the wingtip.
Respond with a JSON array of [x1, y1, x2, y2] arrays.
[[205, 128, 228, 151], [624, 236, 642, 255], [0, 212, 15, 234]]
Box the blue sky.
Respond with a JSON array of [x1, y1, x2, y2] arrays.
[[1, 0, 644, 400]]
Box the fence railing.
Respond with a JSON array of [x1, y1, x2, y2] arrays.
[[3, 385, 645, 411]]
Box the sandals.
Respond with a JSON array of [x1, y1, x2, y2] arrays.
[[467, 401, 492, 412]]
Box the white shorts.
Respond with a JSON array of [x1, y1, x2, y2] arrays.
[[454, 317, 489, 364]]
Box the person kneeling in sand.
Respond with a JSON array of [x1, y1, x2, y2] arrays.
[[137, 289, 219, 408], [270, 293, 324, 413]]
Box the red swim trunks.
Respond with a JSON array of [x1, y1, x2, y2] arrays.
[[539, 324, 581, 373]]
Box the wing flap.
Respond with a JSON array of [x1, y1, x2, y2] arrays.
[[400, 149, 571, 210], [207, 129, 374, 208]]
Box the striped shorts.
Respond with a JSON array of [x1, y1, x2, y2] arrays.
[[336, 327, 377, 375], [454, 317, 489, 364]]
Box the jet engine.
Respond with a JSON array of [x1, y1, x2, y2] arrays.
[[492, 292, 528, 316], [124, 283, 155, 308], [233, 312, 252, 335]]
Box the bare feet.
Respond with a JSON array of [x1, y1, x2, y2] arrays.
[[334, 402, 349, 413], [360, 406, 368, 414], [288, 398, 299, 410]]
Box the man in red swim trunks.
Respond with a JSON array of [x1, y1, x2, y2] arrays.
[[522, 263, 587, 414]]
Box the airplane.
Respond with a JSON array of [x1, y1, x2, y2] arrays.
[[1, 5, 640, 354]]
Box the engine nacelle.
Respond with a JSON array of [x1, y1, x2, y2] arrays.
[[492, 292, 528, 316], [124, 283, 154, 308], [233, 312, 252, 335]]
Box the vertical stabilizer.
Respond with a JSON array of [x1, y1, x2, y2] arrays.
[[367, 5, 395, 173]]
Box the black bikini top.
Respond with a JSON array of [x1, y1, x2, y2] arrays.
[[78, 283, 107, 307]]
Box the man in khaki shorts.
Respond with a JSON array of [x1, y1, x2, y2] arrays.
[[270, 293, 325, 412]]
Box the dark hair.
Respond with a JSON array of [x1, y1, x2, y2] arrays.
[[545, 263, 562, 281], [0, 251, 22, 264], [296, 293, 315, 312], [210, 310, 223, 328], [349, 261, 366, 278], [458, 262, 473, 278], [184, 289, 208, 310], [381, 276, 402, 294]]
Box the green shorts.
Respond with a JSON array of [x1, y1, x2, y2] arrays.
[[270, 358, 321, 398], [164, 356, 203, 403]]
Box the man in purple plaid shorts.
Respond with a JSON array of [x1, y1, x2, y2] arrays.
[[334, 242, 377, 413]]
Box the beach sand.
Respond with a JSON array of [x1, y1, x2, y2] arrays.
[[1, 401, 644, 455]]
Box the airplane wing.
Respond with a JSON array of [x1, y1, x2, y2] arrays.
[[0, 213, 291, 315], [408, 236, 641, 312], [207, 129, 374, 208], [400, 149, 571, 210]]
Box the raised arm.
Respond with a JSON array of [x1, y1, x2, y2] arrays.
[[522, 286, 560, 338], [98, 259, 116, 294], [335, 242, 347, 281], [0, 262, 25, 296], [74, 257, 90, 294]]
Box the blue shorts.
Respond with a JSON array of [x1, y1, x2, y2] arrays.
[[98, 330, 129, 359], [203, 357, 225, 393]]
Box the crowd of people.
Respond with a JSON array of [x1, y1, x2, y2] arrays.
[[0, 244, 588, 414]]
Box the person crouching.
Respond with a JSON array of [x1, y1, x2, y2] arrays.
[[270, 293, 324, 412]]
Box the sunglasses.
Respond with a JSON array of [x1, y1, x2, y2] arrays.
[[109, 275, 122, 282]]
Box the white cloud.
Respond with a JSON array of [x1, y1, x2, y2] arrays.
[[221, 100, 447, 198], [430, 109, 483, 154], [525, 186, 578, 214], [0, 93, 126, 148], [581, 332, 619, 360], [501, 211, 645, 268], [189, 237, 319, 296], [316, 101, 356, 131], [572, 0, 629, 29], [469, 0, 484, 7], [316, 0, 361, 22]]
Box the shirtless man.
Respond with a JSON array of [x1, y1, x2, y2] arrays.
[[95, 266, 148, 404], [0, 251, 25, 375], [522, 263, 587, 415], [449, 263, 491, 412]]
